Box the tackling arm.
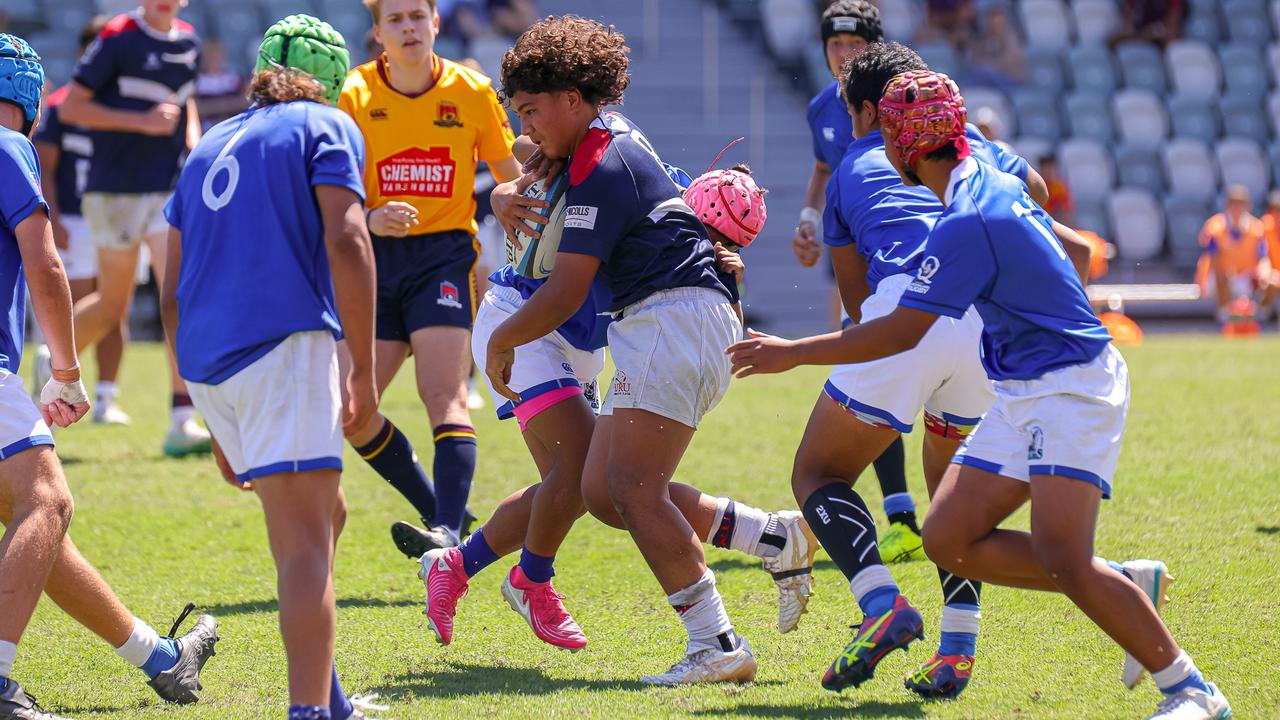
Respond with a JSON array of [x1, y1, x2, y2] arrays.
[[1052, 221, 1094, 286]]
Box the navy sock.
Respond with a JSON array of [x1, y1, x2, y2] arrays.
[[140, 637, 180, 679], [871, 437, 909, 503], [288, 706, 330, 720], [329, 665, 352, 720], [355, 420, 438, 525], [432, 425, 477, 533], [801, 482, 885, 582], [458, 528, 500, 577], [518, 547, 555, 583]]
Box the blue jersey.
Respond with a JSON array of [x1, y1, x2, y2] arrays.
[[32, 86, 92, 217], [898, 158, 1111, 381], [823, 124, 1030, 294], [808, 81, 852, 169], [489, 266, 611, 351], [73, 11, 199, 193], [0, 128, 45, 373], [556, 113, 731, 312], [165, 101, 366, 384]]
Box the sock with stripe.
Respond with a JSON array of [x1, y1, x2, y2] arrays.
[[170, 393, 195, 428], [802, 482, 897, 616], [0, 639, 15, 692], [937, 567, 981, 656], [458, 528, 500, 577], [289, 706, 330, 720], [518, 547, 555, 583], [354, 419, 437, 525], [1152, 651, 1212, 696], [114, 618, 179, 679], [432, 424, 477, 534], [706, 497, 787, 559], [668, 570, 739, 654], [329, 665, 352, 720]]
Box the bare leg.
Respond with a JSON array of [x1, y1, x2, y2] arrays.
[[520, 396, 594, 556], [69, 277, 125, 390], [74, 243, 142, 352], [0, 448, 74, 646], [254, 469, 340, 706], [144, 231, 188, 396]]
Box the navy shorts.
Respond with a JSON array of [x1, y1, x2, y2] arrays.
[[373, 229, 478, 342]]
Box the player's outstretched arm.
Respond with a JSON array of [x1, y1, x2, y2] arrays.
[[59, 83, 180, 137], [793, 161, 830, 267], [318, 184, 378, 436], [1052, 221, 1094, 286], [16, 209, 88, 426], [726, 306, 939, 378], [1024, 167, 1050, 208]]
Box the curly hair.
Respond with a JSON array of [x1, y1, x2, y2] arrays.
[[840, 42, 926, 113], [500, 16, 630, 107], [248, 67, 329, 106], [729, 163, 769, 196]]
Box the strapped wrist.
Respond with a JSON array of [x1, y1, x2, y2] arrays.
[[51, 360, 81, 383], [799, 206, 821, 226]]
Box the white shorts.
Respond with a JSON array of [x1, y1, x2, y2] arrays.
[[58, 215, 98, 280], [825, 273, 994, 437], [602, 287, 742, 429], [0, 370, 54, 461], [81, 191, 170, 251], [471, 284, 605, 428], [954, 343, 1128, 498], [186, 331, 343, 484]]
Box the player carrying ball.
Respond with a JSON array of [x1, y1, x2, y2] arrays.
[[728, 70, 1232, 720]]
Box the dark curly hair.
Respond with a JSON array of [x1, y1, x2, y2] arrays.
[[840, 42, 927, 114], [500, 16, 630, 107]]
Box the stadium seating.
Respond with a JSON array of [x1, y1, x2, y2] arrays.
[[1108, 187, 1165, 260], [1074, 200, 1110, 237], [1219, 93, 1271, 144], [1167, 94, 1222, 143], [1024, 47, 1067, 93], [1215, 137, 1272, 200], [964, 86, 1017, 138], [1220, 44, 1270, 96], [1164, 138, 1219, 201], [1182, 1, 1224, 44], [1064, 91, 1114, 143], [1115, 42, 1167, 94], [1058, 137, 1113, 203], [1167, 40, 1222, 101], [1070, 0, 1120, 45], [1270, 91, 1280, 137], [915, 41, 961, 80], [1019, 0, 1073, 52], [1114, 143, 1166, 194], [1112, 89, 1168, 149], [1067, 44, 1117, 94], [1012, 89, 1063, 141], [760, 0, 813, 63], [877, 0, 924, 42], [1224, 0, 1275, 45], [1011, 136, 1053, 166], [1164, 196, 1213, 268]]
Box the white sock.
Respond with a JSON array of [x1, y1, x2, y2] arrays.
[[849, 564, 898, 603], [668, 570, 735, 654], [1151, 650, 1197, 692], [0, 639, 16, 678], [96, 380, 117, 401], [704, 498, 780, 559], [114, 618, 160, 668], [170, 405, 195, 428], [939, 604, 982, 635]]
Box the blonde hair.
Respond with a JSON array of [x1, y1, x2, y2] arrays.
[[363, 0, 437, 24]]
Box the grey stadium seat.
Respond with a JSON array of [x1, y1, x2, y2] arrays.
[[1225, 0, 1275, 45], [1182, 2, 1223, 43], [915, 41, 961, 79], [879, 0, 925, 41], [1065, 91, 1115, 143], [1271, 91, 1280, 137], [1164, 196, 1215, 268], [1166, 40, 1222, 101], [1113, 88, 1169, 149], [1116, 42, 1167, 94], [1012, 89, 1062, 141], [1114, 143, 1167, 194], [1019, 0, 1073, 52], [1219, 94, 1271, 144], [1167, 94, 1221, 143], [1072, 0, 1121, 45], [1109, 187, 1165, 261], [1073, 201, 1111, 237], [1163, 138, 1219, 201], [1068, 44, 1118, 94], [1215, 137, 1271, 200], [1025, 47, 1067, 93], [1058, 137, 1115, 203], [1219, 44, 1270, 96]]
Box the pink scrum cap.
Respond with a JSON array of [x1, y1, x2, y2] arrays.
[[683, 138, 769, 247], [878, 70, 971, 172]]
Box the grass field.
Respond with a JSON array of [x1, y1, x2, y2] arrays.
[[13, 336, 1280, 719]]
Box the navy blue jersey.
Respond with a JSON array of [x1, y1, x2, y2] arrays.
[[32, 86, 92, 217], [663, 162, 741, 304], [898, 158, 1111, 381], [0, 128, 45, 373], [165, 102, 366, 384], [808, 80, 853, 169], [824, 124, 1030, 293], [73, 11, 198, 193], [556, 113, 731, 312]]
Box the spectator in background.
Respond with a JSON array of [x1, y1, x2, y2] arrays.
[[1039, 155, 1075, 226], [1109, 0, 1184, 49], [966, 0, 1025, 92], [194, 40, 246, 131], [1196, 185, 1277, 323], [487, 0, 536, 37], [973, 106, 1013, 153], [0, 9, 10, 32], [1262, 190, 1280, 317], [916, 0, 977, 48]]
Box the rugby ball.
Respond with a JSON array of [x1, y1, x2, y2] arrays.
[[506, 171, 569, 279]]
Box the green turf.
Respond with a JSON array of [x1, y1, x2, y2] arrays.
[[13, 336, 1280, 718]]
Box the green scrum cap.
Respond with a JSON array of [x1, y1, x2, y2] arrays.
[[255, 14, 350, 105]]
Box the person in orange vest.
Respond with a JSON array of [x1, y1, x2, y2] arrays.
[[1195, 185, 1276, 324]]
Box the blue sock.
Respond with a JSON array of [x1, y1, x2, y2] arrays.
[[432, 425, 477, 534], [329, 665, 352, 720], [459, 528, 500, 577], [1163, 669, 1212, 696], [140, 637, 180, 679], [356, 420, 437, 525], [939, 630, 977, 657], [882, 492, 916, 518], [1105, 559, 1133, 581], [518, 547, 555, 583], [288, 706, 330, 720], [0, 676, 7, 692], [859, 584, 899, 617]]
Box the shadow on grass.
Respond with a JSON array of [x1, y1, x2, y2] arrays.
[[693, 699, 925, 719], [381, 661, 786, 698], [1257, 526, 1280, 535], [201, 595, 419, 616], [708, 556, 839, 574]]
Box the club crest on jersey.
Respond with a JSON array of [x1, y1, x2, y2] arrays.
[[144, 52, 162, 70], [612, 371, 631, 397], [377, 147, 457, 198], [1028, 426, 1045, 460], [563, 205, 598, 230], [434, 101, 464, 128], [436, 281, 463, 309], [907, 255, 941, 294]]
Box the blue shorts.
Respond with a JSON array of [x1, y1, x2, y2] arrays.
[[374, 229, 478, 342]]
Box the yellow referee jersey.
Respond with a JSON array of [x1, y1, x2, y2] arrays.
[[339, 54, 516, 236]]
